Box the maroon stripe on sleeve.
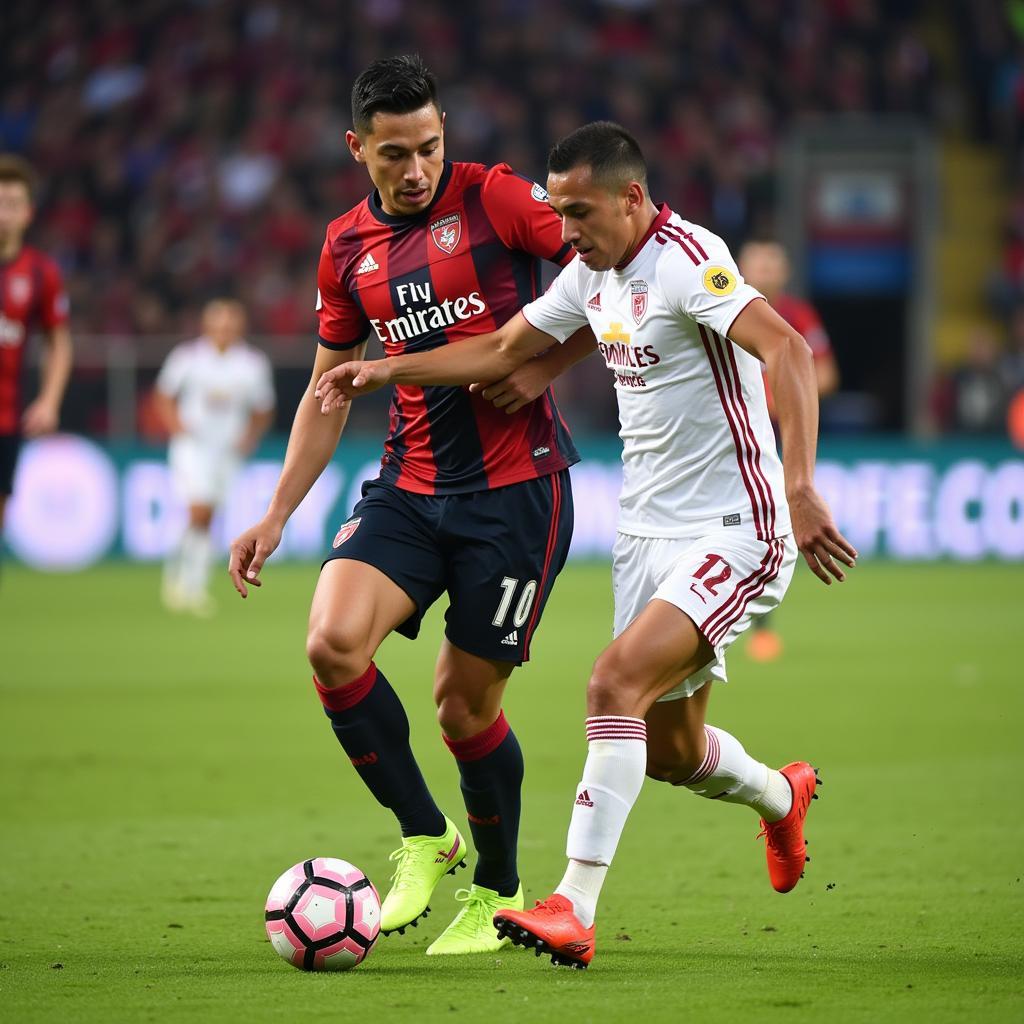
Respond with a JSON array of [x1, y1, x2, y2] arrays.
[[714, 331, 776, 538], [699, 325, 764, 537], [658, 223, 702, 266], [661, 222, 709, 262]]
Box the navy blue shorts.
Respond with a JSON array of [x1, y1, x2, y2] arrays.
[[323, 470, 573, 664], [0, 433, 20, 496]]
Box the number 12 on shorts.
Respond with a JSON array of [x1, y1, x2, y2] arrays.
[[690, 553, 732, 602], [492, 576, 538, 629]]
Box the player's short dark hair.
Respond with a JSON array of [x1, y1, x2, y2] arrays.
[[351, 55, 440, 135], [0, 154, 37, 198], [547, 121, 648, 192]]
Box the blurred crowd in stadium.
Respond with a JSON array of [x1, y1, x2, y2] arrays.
[[1, 0, 1022, 437]]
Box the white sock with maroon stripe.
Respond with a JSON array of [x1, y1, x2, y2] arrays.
[[556, 716, 647, 928], [679, 725, 792, 822]]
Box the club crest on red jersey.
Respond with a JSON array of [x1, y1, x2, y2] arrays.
[[430, 212, 462, 255], [631, 280, 648, 324], [332, 517, 361, 547], [7, 275, 30, 305]]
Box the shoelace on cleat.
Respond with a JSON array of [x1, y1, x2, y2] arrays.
[[756, 822, 782, 854], [387, 842, 428, 891], [387, 831, 455, 892], [445, 888, 494, 934], [529, 897, 568, 916], [757, 821, 806, 860]]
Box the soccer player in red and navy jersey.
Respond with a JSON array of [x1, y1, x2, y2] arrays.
[[739, 239, 840, 662], [0, 155, 73, 544], [229, 56, 595, 954]]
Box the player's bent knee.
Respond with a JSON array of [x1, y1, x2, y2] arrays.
[[586, 651, 647, 715], [435, 692, 494, 740], [305, 624, 372, 686]]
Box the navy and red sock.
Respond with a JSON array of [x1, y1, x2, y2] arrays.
[[315, 664, 445, 839], [445, 711, 523, 898]]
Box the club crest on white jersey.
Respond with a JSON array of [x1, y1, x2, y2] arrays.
[[630, 280, 648, 324]]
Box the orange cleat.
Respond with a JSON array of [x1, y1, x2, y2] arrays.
[[758, 762, 820, 893], [493, 894, 595, 969], [748, 627, 784, 662]]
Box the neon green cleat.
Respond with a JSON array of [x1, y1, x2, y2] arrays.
[[380, 816, 467, 935], [425, 883, 524, 956]]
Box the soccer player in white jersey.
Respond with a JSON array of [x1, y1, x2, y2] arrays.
[[312, 122, 857, 969], [155, 299, 275, 615]]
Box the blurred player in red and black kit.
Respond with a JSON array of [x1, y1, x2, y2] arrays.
[[229, 56, 595, 954], [739, 239, 838, 662], [0, 156, 72, 548]]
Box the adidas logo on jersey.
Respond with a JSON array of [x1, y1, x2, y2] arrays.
[[575, 789, 594, 807], [356, 252, 379, 275], [587, 292, 602, 310], [501, 630, 519, 646]]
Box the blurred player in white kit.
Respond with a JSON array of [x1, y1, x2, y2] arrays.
[[155, 299, 275, 615]]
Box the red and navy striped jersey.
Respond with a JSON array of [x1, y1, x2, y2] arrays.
[[0, 246, 68, 434], [316, 161, 579, 494]]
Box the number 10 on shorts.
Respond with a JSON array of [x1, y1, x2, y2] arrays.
[[492, 576, 538, 629]]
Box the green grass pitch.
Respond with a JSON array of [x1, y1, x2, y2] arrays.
[[1, 559, 1021, 1023]]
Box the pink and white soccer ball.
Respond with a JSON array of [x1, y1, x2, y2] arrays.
[[264, 857, 380, 971]]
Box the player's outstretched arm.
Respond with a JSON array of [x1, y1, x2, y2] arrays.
[[313, 312, 556, 414], [469, 326, 597, 415], [728, 299, 858, 585], [229, 342, 364, 598]]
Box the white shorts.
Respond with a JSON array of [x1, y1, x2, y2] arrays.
[[612, 530, 798, 701], [169, 437, 240, 506]]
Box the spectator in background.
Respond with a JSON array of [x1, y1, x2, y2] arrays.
[[154, 299, 274, 616], [738, 238, 838, 663], [932, 326, 1010, 434], [0, 0, 937, 338], [739, 239, 840, 413]]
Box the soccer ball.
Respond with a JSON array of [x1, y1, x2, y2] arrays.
[[264, 857, 381, 971]]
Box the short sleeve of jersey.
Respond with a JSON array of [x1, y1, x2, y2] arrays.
[[248, 351, 276, 412], [479, 164, 573, 266], [521, 259, 589, 343], [39, 256, 69, 329], [316, 236, 370, 350], [660, 229, 763, 338], [156, 345, 189, 397]]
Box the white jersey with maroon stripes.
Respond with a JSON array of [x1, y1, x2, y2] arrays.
[[522, 205, 791, 541]]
